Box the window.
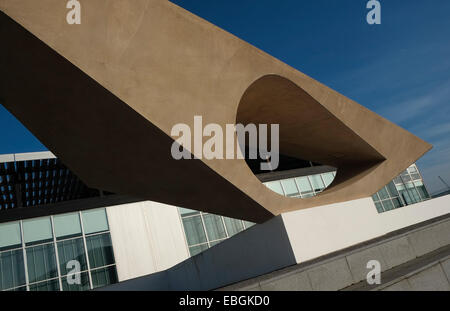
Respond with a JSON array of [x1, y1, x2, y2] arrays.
[[26, 243, 58, 283], [179, 208, 199, 217], [29, 279, 60, 291], [223, 218, 244, 236], [398, 185, 414, 205], [372, 183, 405, 214], [23, 217, 53, 246], [62, 272, 90, 291], [309, 175, 325, 192], [82, 209, 109, 234], [374, 202, 384, 213], [280, 179, 299, 197], [85, 233, 115, 269], [179, 208, 252, 257], [392, 197, 403, 208], [400, 174, 412, 182], [203, 214, 227, 241], [54, 213, 82, 240], [321, 173, 335, 188], [381, 199, 395, 211], [265, 181, 284, 195], [408, 166, 418, 174], [182, 216, 207, 246], [178, 164, 429, 252], [264, 171, 336, 199], [243, 221, 255, 229], [405, 183, 421, 203], [378, 187, 390, 200], [414, 180, 430, 200], [57, 238, 88, 275], [0, 222, 21, 251], [393, 177, 403, 184], [0, 249, 26, 291], [91, 266, 118, 289], [0, 208, 117, 291], [386, 182, 399, 198], [295, 177, 313, 196], [410, 173, 421, 180], [374, 164, 428, 213]]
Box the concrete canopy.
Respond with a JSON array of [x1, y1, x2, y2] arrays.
[[0, 0, 431, 223]]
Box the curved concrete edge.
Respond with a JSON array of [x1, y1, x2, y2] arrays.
[[0, 1, 432, 219]]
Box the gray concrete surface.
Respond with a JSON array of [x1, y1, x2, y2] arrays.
[[306, 258, 354, 291], [346, 246, 388, 283], [434, 221, 450, 248], [407, 264, 450, 291], [442, 258, 450, 281], [382, 280, 412, 291], [259, 271, 312, 291], [219, 214, 450, 291], [378, 236, 416, 269], [408, 226, 444, 257]]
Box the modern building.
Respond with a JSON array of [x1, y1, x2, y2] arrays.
[[1, 1, 449, 291], [182, 162, 432, 257], [0, 151, 437, 291]]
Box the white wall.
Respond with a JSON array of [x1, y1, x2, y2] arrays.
[[378, 195, 450, 233], [102, 214, 299, 290], [106, 201, 189, 281], [283, 195, 450, 263], [282, 197, 380, 263], [103, 195, 450, 290]]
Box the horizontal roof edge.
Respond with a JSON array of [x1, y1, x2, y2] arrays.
[[0, 151, 55, 163]]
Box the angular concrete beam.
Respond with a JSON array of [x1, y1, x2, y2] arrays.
[[0, 0, 431, 222]]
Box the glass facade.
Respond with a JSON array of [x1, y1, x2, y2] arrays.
[[0, 208, 118, 291], [179, 164, 431, 256], [179, 208, 255, 256], [372, 182, 404, 213], [1, 153, 433, 283], [373, 164, 430, 213], [264, 172, 336, 198], [262, 164, 430, 214]]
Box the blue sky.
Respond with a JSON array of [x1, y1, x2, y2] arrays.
[[1, 0, 449, 194]]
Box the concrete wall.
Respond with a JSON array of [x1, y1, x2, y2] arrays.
[[222, 213, 450, 291], [1, 0, 433, 223], [381, 258, 450, 291], [283, 197, 382, 263], [102, 215, 298, 290], [106, 201, 189, 281], [283, 195, 450, 263], [101, 195, 450, 290]]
